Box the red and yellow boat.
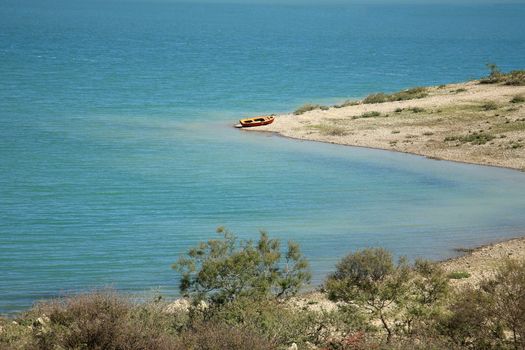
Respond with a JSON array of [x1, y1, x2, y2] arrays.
[[236, 115, 275, 128]]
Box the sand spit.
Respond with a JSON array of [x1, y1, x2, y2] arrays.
[[245, 81, 525, 171]]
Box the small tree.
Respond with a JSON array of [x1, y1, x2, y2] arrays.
[[442, 286, 504, 349], [172, 227, 311, 304], [482, 259, 525, 349], [402, 259, 450, 335], [442, 259, 525, 349], [486, 63, 502, 78], [325, 248, 411, 343]]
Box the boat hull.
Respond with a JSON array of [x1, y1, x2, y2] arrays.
[[239, 116, 275, 127]]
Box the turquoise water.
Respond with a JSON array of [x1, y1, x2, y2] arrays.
[[2, 1, 525, 313]]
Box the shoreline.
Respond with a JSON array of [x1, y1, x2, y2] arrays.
[[288, 234, 525, 312], [240, 77, 525, 292], [250, 127, 525, 174], [439, 234, 525, 286], [291, 233, 525, 311], [243, 80, 525, 171]]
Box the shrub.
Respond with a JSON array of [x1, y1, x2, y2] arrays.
[[363, 88, 428, 104], [511, 95, 525, 103], [389, 87, 428, 101], [441, 258, 525, 349], [325, 248, 411, 342], [294, 104, 321, 115], [335, 100, 360, 108], [363, 93, 390, 104], [314, 124, 349, 136], [0, 317, 33, 349], [453, 247, 475, 253], [442, 287, 504, 348], [480, 63, 504, 84], [481, 101, 498, 111], [176, 322, 277, 350], [402, 260, 450, 335], [208, 297, 362, 348], [353, 111, 381, 119], [408, 107, 425, 113], [482, 259, 525, 348], [504, 70, 525, 85], [447, 271, 470, 279], [444, 132, 495, 145], [172, 228, 311, 304], [480, 64, 525, 86], [28, 291, 178, 350]]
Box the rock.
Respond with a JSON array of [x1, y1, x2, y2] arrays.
[[288, 343, 298, 350], [165, 298, 191, 314], [37, 315, 50, 325], [197, 300, 208, 311]]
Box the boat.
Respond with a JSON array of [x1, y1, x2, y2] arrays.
[[237, 115, 275, 128]]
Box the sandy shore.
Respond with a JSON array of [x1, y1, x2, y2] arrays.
[[440, 235, 525, 287], [244, 80, 525, 171]]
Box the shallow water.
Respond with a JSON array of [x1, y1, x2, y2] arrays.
[[1, 1, 525, 313]]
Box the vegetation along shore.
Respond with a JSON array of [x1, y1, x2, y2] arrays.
[[245, 67, 525, 171], [2, 229, 525, 349]]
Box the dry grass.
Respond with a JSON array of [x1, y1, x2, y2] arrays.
[[363, 87, 428, 104], [310, 123, 349, 136]]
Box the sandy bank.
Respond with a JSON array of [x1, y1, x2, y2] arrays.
[[440, 235, 525, 287], [244, 81, 525, 171]]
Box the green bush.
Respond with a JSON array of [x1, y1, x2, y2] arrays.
[[172, 228, 311, 304], [334, 100, 360, 108], [441, 287, 504, 348], [363, 88, 428, 105], [403, 259, 450, 335], [480, 64, 525, 86], [207, 297, 363, 348], [325, 248, 411, 342], [447, 271, 470, 279], [294, 104, 321, 115], [27, 291, 178, 350], [326, 250, 451, 343], [483, 259, 525, 348], [176, 322, 277, 350], [481, 101, 498, 111], [408, 107, 425, 113], [440, 258, 525, 349], [353, 111, 381, 119], [504, 70, 525, 85], [444, 132, 495, 145], [363, 93, 390, 104], [389, 87, 428, 101]]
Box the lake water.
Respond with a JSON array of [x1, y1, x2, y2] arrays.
[[1, 1, 525, 313]]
